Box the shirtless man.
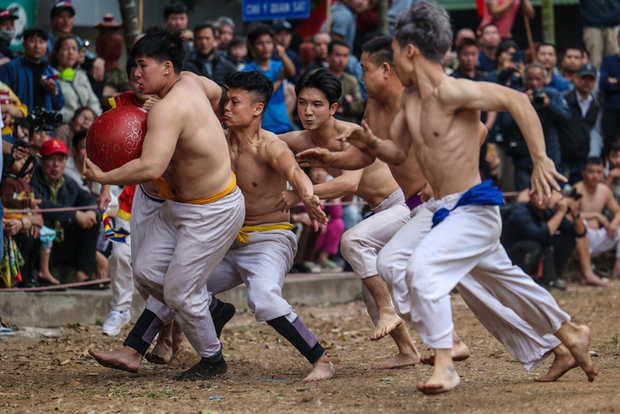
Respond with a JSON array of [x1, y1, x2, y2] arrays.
[[278, 68, 423, 369], [299, 35, 576, 381], [339, 3, 596, 394], [574, 157, 620, 280], [84, 29, 245, 380]]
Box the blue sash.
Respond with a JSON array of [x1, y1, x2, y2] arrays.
[[431, 180, 504, 228]]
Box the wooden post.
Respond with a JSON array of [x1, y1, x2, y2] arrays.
[[326, 0, 331, 33], [117, 0, 141, 56]]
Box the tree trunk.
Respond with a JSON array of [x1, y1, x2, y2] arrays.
[[118, 0, 141, 56], [541, 0, 555, 44], [377, 0, 389, 34]]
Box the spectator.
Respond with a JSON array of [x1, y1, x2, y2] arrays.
[[183, 23, 236, 85], [47, 1, 105, 98], [227, 36, 248, 71], [27, 128, 51, 157], [502, 190, 585, 290], [599, 40, 620, 149], [29, 138, 100, 284], [580, 0, 620, 70], [560, 45, 585, 85], [273, 20, 301, 84], [574, 157, 620, 284], [323, 0, 368, 52], [305, 32, 331, 73], [493, 38, 523, 88], [216, 16, 236, 52], [604, 141, 620, 203], [0, 27, 65, 114], [477, 0, 534, 39], [49, 34, 101, 124], [558, 63, 600, 185], [162, 3, 193, 53], [54, 106, 96, 149], [326, 39, 364, 123], [0, 8, 18, 65], [243, 24, 294, 134], [478, 23, 501, 73], [0, 80, 28, 140], [501, 62, 570, 190], [536, 42, 571, 92]]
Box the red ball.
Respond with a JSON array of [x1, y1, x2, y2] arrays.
[[86, 106, 147, 172]]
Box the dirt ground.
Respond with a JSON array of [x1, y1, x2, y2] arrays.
[[1, 280, 619, 414]]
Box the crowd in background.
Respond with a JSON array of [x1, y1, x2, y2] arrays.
[[0, 0, 619, 335]]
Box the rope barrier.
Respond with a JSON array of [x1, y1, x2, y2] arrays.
[[0, 278, 110, 292]]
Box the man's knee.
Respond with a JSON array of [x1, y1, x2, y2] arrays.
[[340, 227, 360, 261], [377, 245, 402, 281]]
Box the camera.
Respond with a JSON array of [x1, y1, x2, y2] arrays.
[[532, 89, 546, 107], [13, 107, 63, 131]]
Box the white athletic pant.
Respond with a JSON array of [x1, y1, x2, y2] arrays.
[[108, 216, 133, 312], [207, 229, 296, 322], [587, 225, 620, 258], [133, 187, 245, 358], [377, 204, 562, 371], [403, 194, 570, 351]]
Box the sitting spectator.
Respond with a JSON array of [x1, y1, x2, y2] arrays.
[[183, 22, 236, 85], [573, 157, 619, 284], [227, 36, 248, 72], [501, 62, 570, 190], [0, 27, 65, 114], [49, 34, 101, 124], [493, 38, 523, 89], [599, 41, 620, 149], [29, 138, 100, 284], [243, 24, 294, 134], [605, 141, 620, 203], [54, 106, 96, 149], [327, 39, 364, 123], [536, 42, 571, 92], [502, 189, 586, 289], [558, 63, 600, 185], [216, 16, 236, 52], [477, 23, 501, 73], [305, 32, 331, 73], [0, 8, 19, 65], [580, 0, 620, 70], [560, 45, 585, 85], [478, 0, 535, 40]]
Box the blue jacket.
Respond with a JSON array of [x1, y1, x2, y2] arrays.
[[0, 56, 65, 113], [579, 0, 620, 28], [502, 203, 577, 248], [600, 54, 620, 111]]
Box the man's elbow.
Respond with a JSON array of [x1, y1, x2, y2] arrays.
[[345, 180, 360, 194], [391, 151, 407, 166]]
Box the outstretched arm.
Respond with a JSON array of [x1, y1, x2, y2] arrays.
[[297, 144, 375, 170]]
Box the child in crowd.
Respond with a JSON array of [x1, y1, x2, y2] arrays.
[[228, 36, 248, 71]]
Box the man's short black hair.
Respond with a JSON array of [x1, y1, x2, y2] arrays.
[[229, 36, 246, 49], [606, 141, 620, 157], [193, 22, 217, 37], [328, 39, 350, 55], [362, 35, 393, 66], [163, 3, 188, 19], [226, 71, 273, 116], [585, 156, 604, 167], [22, 27, 48, 41], [536, 41, 557, 54], [246, 24, 273, 47], [131, 28, 186, 73], [480, 23, 498, 35], [456, 37, 479, 54], [295, 68, 342, 106], [72, 128, 88, 149], [564, 44, 585, 58]]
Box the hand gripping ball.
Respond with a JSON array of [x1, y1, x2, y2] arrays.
[[86, 106, 147, 172]]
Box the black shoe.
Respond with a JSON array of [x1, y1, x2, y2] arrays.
[[174, 357, 227, 381], [211, 301, 235, 339]]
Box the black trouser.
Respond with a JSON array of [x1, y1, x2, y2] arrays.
[[601, 108, 620, 150], [51, 222, 99, 275], [506, 235, 576, 284], [15, 233, 40, 287]]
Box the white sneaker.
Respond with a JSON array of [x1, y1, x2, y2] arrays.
[[102, 310, 131, 336]]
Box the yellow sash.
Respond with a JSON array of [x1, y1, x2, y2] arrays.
[[236, 222, 294, 243], [156, 173, 237, 204]]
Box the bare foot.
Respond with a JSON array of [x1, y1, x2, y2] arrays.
[[417, 366, 460, 395], [581, 272, 609, 287], [374, 352, 420, 369], [89, 346, 142, 373], [370, 310, 403, 341], [563, 325, 598, 382], [145, 338, 173, 364], [73, 270, 89, 283], [302, 355, 335, 382], [535, 345, 578, 382], [38, 270, 60, 285], [421, 340, 470, 365], [171, 321, 184, 353]]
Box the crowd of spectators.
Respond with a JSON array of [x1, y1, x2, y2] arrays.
[[1, 0, 620, 338]]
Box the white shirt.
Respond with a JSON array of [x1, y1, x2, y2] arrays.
[[577, 92, 593, 118]]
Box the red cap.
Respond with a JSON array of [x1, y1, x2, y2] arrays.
[[40, 139, 68, 157]]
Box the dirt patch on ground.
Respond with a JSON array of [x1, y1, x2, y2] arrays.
[[1, 281, 619, 413]]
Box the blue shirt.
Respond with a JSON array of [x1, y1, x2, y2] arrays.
[[243, 60, 290, 134], [548, 73, 571, 93], [600, 54, 620, 111]]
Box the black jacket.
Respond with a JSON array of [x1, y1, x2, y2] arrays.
[[183, 51, 237, 85], [558, 88, 599, 165], [30, 167, 101, 228]]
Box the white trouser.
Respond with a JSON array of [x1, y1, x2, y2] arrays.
[[133, 188, 245, 358], [208, 229, 296, 322], [108, 216, 133, 312], [377, 203, 562, 371], [587, 225, 620, 258]]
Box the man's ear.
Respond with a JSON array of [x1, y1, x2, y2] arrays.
[[329, 102, 338, 116], [253, 102, 265, 117]]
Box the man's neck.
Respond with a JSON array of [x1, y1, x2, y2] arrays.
[[307, 117, 339, 146], [254, 57, 270, 70], [576, 88, 591, 101], [198, 50, 215, 60], [562, 69, 577, 82], [330, 67, 343, 78], [228, 121, 262, 148], [414, 58, 447, 99], [52, 29, 69, 38], [373, 83, 404, 113], [25, 56, 41, 65], [157, 74, 182, 99], [483, 46, 496, 59], [461, 67, 475, 78], [545, 69, 554, 84]]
